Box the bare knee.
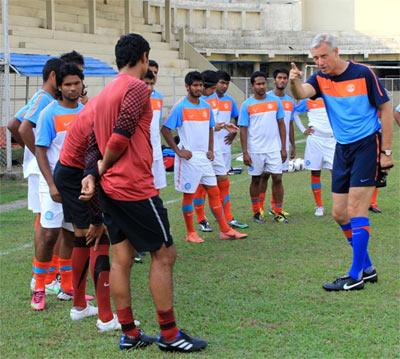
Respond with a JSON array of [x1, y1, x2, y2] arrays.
[[151, 244, 177, 267], [331, 207, 347, 224]]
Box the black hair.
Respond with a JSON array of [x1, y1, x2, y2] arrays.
[[144, 70, 155, 80], [250, 71, 267, 85], [115, 33, 150, 70], [216, 70, 231, 82], [272, 68, 289, 79], [43, 58, 65, 82], [201, 70, 218, 88], [149, 59, 159, 69], [60, 50, 85, 66], [185, 71, 203, 85], [56, 63, 84, 99]]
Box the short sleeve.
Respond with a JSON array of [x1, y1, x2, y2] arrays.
[[35, 109, 56, 147], [306, 72, 322, 98], [276, 99, 285, 120], [294, 99, 308, 114], [231, 98, 239, 118], [15, 104, 29, 122], [364, 67, 390, 108], [24, 95, 53, 126], [209, 107, 215, 128], [164, 101, 183, 130], [238, 103, 250, 127], [395, 104, 400, 112]]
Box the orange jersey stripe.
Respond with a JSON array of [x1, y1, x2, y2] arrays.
[[317, 76, 368, 98], [151, 98, 163, 111], [306, 98, 325, 110], [182, 108, 210, 122], [282, 100, 294, 112], [218, 100, 232, 112], [26, 93, 44, 118], [205, 98, 218, 110], [248, 101, 278, 115], [54, 114, 78, 133]]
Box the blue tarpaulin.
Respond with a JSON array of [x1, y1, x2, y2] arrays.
[[0, 53, 117, 77]]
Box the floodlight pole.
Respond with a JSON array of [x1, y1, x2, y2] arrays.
[[2, 0, 12, 173]]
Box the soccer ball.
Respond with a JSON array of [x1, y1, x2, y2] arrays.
[[288, 160, 295, 172], [294, 158, 304, 171]]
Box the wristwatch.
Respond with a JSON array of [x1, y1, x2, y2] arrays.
[[381, 149, 392, 156]]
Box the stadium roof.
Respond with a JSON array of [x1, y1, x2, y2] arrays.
[[0, 53, 117, 77]]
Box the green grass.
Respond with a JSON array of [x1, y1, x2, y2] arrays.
[[0, 177, 27, 204], [0, 130, 399, 358]]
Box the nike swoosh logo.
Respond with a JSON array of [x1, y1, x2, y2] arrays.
[[343, 281, 362, 290], [104, 283, 110, 287], [360, 179, 369, 183]]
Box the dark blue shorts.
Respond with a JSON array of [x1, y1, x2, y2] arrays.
[[332, 132, 380, 193]]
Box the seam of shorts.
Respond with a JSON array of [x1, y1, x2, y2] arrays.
[[148, 198, 169, 243]]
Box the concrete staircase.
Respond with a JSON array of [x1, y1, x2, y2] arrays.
[[2, 0, 191, 113]]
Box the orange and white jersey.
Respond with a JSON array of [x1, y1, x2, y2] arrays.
[[216, 94, 239, 153], [294, 98, 333, 135], [238, 94, 285, 153], [150, 90, 163, 160], [164, 97, 215, 153], [201, 93, 220, 151]]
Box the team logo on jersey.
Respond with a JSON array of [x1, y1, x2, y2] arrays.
[[202, 111, 208, 118], [224, 103, 229, 109], [267, 103, 273, 110], [184, 182, 191, 190], [45, 211, 54, 220], [305, 160, 311, 166], [346, 84, 355, 93]]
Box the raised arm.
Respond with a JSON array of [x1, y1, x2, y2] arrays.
[[289, 63, 316, 100]]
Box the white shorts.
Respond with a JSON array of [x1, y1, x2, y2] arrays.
[[248, 152, 283, 176], [304, 135, 336, 171], [39, 191, 73, 231], [222, 152, 232, 173], [28, 174, 41, 213], [282, 157, 289, 171], [212, 151, 228, 176], [152, 158, 167, 189], [174, 152, 217, 193]]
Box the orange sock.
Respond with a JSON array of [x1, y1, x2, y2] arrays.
[[311, 175, 323, 207], [193, 185, 207, 223], [218, 178, 233, 222], [370, 188, 378, 206], [182, 193, 195, 234], [59, 258, 73, 292], [274, 202, 282, 214], [251, 196, 260, 215], [206, 186, 230, 232], [45, 254, 59, 285], [33, 260, 51, 291]]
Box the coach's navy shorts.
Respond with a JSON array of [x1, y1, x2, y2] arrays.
[[332, 132, 380, 193], [99, 190, 174, 252]]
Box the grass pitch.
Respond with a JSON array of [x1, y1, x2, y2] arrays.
[[0, 130, 399, 358]]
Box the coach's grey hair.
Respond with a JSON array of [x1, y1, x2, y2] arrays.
[[311, 33, 338, 49]]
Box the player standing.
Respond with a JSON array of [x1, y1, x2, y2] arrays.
[[263, 68, 296, 219], [293, 97, 335, 216], [161, 71, 247, 243], [33, 63, 84, 310], [80, 34, 207, 352], [290, 33, 394, 291], [239, 71, 287, 224]]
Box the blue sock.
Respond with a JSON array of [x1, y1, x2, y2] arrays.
[[349, 217, 370, 280], [341, 222, 374, 273]]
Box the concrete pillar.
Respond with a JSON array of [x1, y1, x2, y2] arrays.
[[88, 0, 96, 34], [164, 0, 171, 43], [124, 0, 132, 33], [205, 9, 210, 30], [241, 11, 246, 30], [253, 62, 260, 72], [45, 0, 55, 31], [178, 27, 185, 59], [143, 0, 150, 24], [222, 11, 228, 30], [186, 9, 193, 31]]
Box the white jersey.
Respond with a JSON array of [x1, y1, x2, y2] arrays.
[[238, 94, 285, 153], [150, 90, 163, 160], [201, 93, 220, 151], [294, 98, 333, 136], [216, 94, 239, 154], [164, 97, 215, 153]]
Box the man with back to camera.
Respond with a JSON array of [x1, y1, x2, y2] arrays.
[[79, 33, 207, 352], [290, 33, 394, 291]]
